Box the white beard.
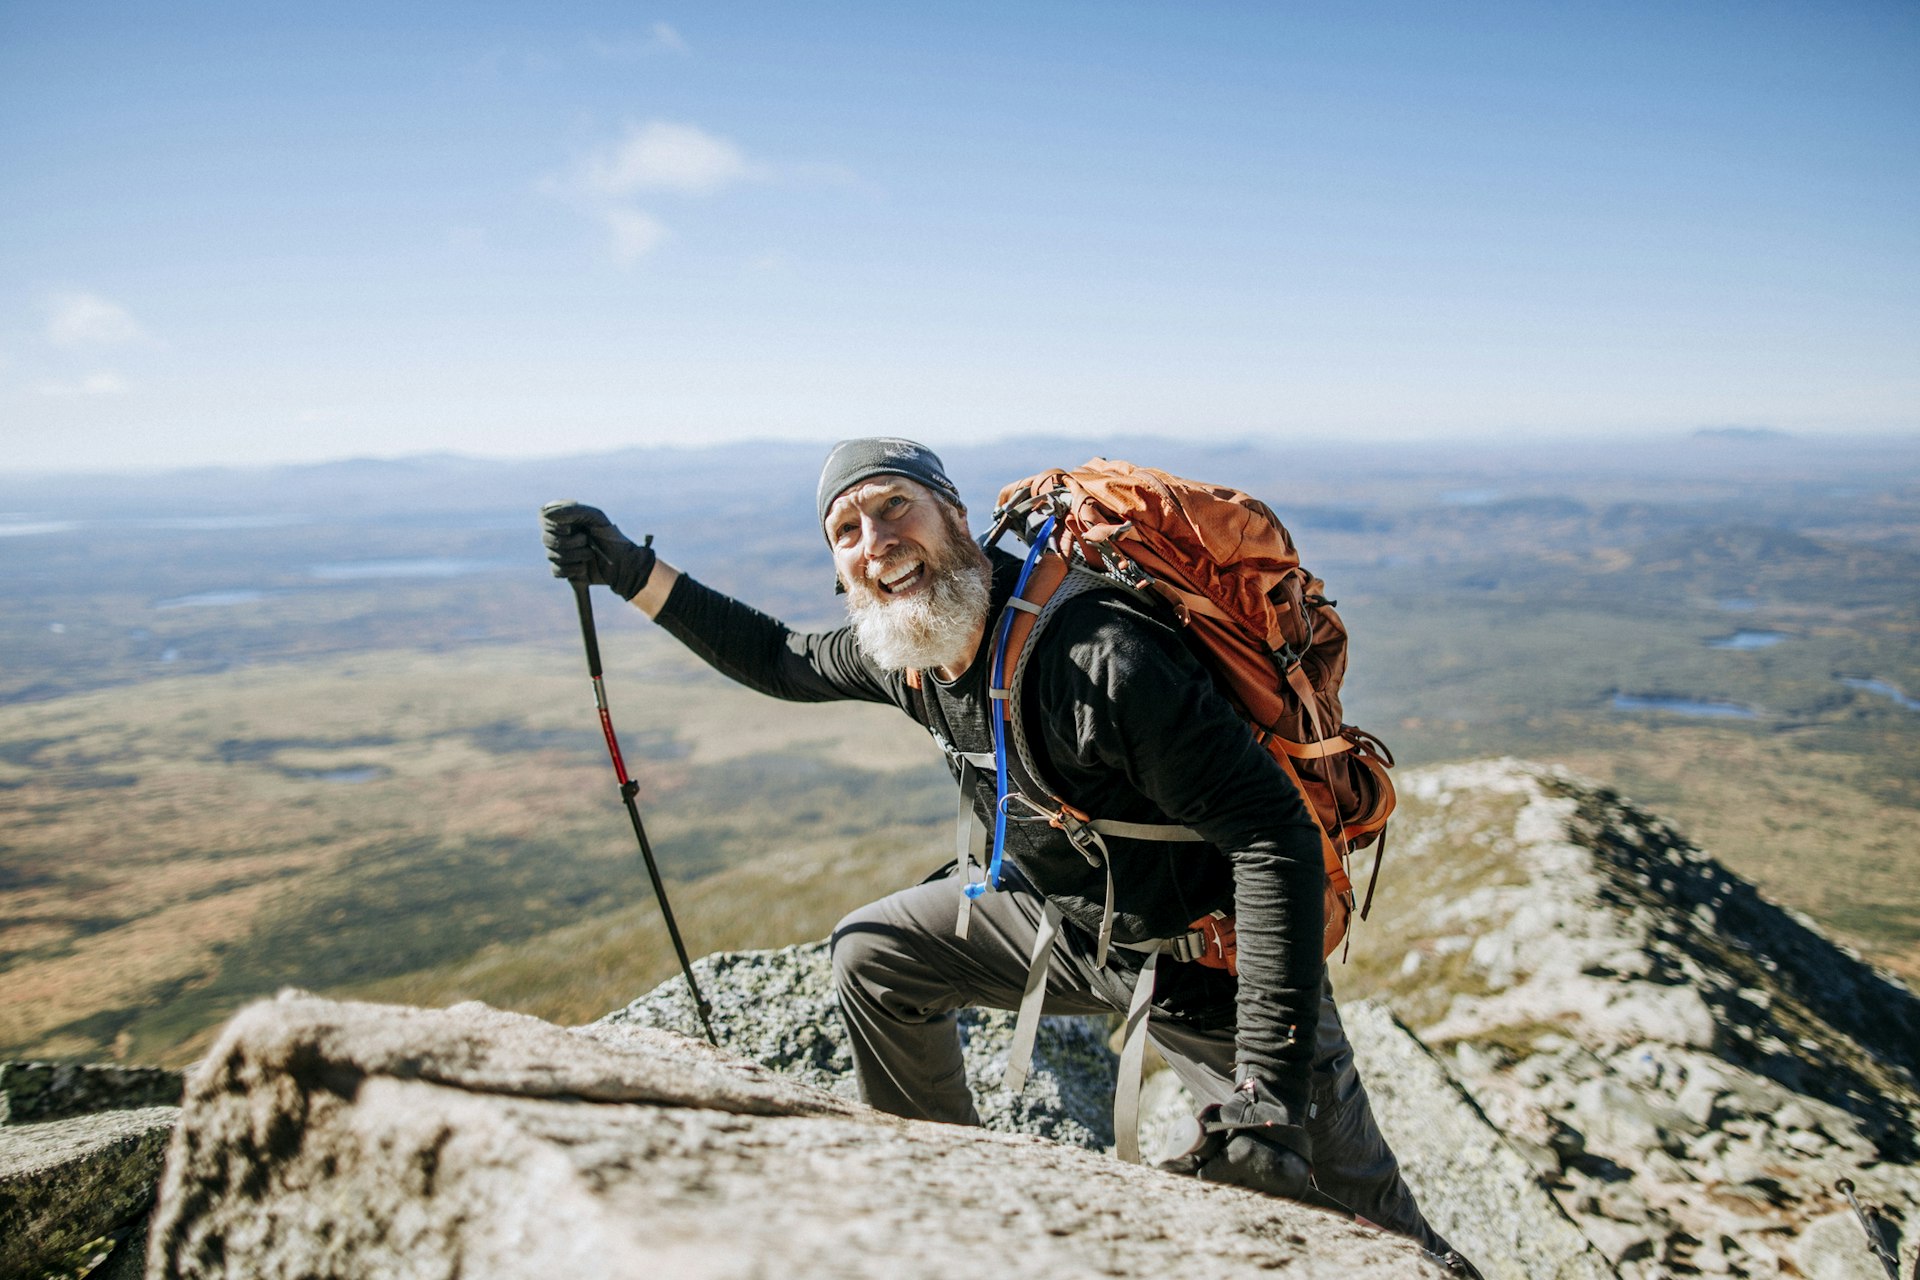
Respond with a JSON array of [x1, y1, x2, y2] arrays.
[[846, 518, 992, 674]]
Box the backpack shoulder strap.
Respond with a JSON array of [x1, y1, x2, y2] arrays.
[[1000, 559, 1104, 802]]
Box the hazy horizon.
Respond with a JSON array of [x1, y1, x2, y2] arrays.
[[3, 423, 1916, 485]]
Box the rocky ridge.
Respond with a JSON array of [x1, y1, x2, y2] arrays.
[[1361, 761, 1920, 1279], [8, 760, 1916, 1279]]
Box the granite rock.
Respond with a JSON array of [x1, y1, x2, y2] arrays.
[[1376, 761, 1920, 1280], [145, 992, 1454, 1279], [0, 1061, 183, 1125], [1342, 1000, 1620, 1280], [0, 1104, 176, 1278], [590, 940, 1119, 1148]]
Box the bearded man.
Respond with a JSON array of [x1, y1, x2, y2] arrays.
[[541, 438, 1477, 1274]]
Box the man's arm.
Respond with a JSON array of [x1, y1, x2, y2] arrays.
[[625, 560, 679, 619], [541, 502, 891, 707], [651, 570, 892, 705]]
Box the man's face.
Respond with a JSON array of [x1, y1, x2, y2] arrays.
[[825, 476, 992, 671], [826, 476, 959, 603]]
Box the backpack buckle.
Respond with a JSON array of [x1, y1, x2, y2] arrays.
[[984, 495, 1038, 549], [1171, 910, 1236, 972], [1111, 557, 1154, 591], [1050, 807, 1110, 868], [1169, 929, 1207, 964]]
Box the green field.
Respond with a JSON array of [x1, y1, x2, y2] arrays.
[[0, 636, 950, 1063]]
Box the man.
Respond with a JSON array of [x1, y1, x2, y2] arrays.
[[543, 438, 1475, 1272]]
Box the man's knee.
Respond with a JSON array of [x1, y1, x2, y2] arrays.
[[829, 900, 893, 997]]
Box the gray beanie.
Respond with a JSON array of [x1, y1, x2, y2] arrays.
[[816, 437, 962, 534]]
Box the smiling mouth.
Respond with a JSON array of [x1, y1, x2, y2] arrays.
[[876, 561, 925, 595]]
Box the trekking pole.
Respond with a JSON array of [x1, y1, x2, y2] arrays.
[[568, 569, 716, 1044], [1836, 1179, 1900, 1280]]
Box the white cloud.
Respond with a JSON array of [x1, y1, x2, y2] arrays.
[[46, 292, 148, 347], [589, 23, 689, 60], [39, 371, 127, 397], [584, 121, 754, 196], [546, 119, 813, 267], [651, 22, 690, 56], [604, 208, 671, 264]]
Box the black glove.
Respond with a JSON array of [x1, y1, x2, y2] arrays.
[[1431, 1251, 1486, 1279], [1159, 1078, 1312, 1202], [540, 501, 655, 600]]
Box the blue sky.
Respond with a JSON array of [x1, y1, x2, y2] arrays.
[[2, 1, 1915, 471]]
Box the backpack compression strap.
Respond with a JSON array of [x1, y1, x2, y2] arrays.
[[913, 703, 996, 938], [1004, 906, 1224, 1164]]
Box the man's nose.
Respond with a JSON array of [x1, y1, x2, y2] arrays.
[[859, 515, 897, 560]]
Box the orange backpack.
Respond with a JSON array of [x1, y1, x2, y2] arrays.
[[983, 459, 1396, 960]]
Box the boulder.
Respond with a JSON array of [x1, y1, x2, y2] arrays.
[[0, 1104, 176, 1278], [0, 1061, 183, 1124], [1792, 1208, 1906, 1280], [591, 940, 1119, 1148], [146, 992, 1454, 1279]]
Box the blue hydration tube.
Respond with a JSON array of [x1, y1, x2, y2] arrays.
[[968, 513, 1056, 901]]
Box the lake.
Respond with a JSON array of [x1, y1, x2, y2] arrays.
[[154, 589, 275, 609], [308, 558, 516, 580], [1611, 693, 1761, 719], [1840, 677, 1920, 712], [1707, 630, 1787, 650]]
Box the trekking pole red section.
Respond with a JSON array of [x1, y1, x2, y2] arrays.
[[570, 575, 717, 1044]]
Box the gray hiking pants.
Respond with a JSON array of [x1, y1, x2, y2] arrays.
[[830, 872, 1454, 1257]]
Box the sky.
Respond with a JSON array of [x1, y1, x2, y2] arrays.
[[1, 1, 1916, 472]]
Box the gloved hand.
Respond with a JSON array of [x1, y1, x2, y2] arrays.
[[1159, 1077, 1312, 1201], [540, 501, 655, 600], [1199, 1127, 1311, 1199]]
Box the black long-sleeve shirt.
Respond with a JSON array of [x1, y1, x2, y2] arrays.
[[655, 547, 1327, 1108]]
